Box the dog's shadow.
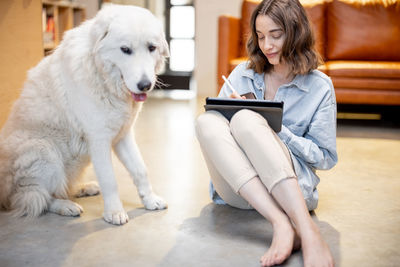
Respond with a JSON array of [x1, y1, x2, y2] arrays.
[[0, 199, 159, 267], [159, 203, 341, 267]]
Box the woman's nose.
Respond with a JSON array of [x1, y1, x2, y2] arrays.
[[263, 39, 273, 50]]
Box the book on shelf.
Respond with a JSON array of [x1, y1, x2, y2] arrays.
[[42, 8, 55, 48]]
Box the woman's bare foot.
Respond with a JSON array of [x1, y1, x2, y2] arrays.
[[260, 216, 296, 267], [301, 222, 334, 267]]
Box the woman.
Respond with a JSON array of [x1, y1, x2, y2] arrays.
[[196, 0, 337, 266]]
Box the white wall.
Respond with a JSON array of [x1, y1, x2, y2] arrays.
[[194, 0, 242, 97], [76, 0, 99, 19]]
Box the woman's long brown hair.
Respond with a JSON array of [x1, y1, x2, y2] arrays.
[[247, 0, 322, 75]]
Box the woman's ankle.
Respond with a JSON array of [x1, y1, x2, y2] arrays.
[[292, 215, 319, 238], [270, 213, 292, 229]]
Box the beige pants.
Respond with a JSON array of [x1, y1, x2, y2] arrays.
[[196, 109, 296, 209]]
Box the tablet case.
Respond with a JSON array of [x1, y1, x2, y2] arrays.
[[204, 97, 284, 132]]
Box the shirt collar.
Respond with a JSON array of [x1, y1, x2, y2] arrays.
[[241, 63, 309, 92], [241, 65, 264, 90], [284, 74, 309, 92]]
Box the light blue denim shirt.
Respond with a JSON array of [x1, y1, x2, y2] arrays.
[[210, 61, 338, 210]]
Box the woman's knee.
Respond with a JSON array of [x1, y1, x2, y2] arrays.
[[230, 109, 270, 139], [195, 111, 229, 142]]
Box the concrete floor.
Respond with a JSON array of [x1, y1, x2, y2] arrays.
[[1, 95, 399, 267]]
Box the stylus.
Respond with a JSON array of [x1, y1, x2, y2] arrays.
[[222, 75, 238, 94]]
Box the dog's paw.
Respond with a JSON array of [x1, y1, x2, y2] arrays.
[[49, 199, 83, 217], [103, 210, 129, 225], [142, 194, 168, 210], [74, 181, 101, 198]]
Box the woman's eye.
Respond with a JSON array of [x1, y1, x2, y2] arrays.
[[148, 45, 156, 52], [120, 46, 132, 55], [258, 36, 265, 40], [272, 34, 283, 39]]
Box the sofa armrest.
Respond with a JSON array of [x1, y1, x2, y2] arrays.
[[217, 15, 241, 91]]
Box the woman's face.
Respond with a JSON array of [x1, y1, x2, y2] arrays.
[[255, 14, 285, 66]]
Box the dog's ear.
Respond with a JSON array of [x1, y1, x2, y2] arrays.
[[156, 33, 170, 73], [160, 34, 170, 58], [91, 4, 116, 51]]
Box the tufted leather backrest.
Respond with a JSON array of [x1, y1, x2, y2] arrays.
[[301, 0, 326, 59], [326, 0, 400, 61]]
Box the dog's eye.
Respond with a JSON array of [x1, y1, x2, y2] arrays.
[[148, 45, 156, 52], [120, 46, 132, 55]]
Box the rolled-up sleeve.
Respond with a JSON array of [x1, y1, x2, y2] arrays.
[[278, 101, 338, 171]]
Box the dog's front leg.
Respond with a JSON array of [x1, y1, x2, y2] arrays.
[[113, 133, 167, 210], [89, 139, 129, 225]]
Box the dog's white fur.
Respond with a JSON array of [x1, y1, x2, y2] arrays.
[[0, 4, 169, 225]]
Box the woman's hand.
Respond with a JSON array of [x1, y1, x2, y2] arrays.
[[229, 91, 246, 99]]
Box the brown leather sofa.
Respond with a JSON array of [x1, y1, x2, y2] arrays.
[[217, 0, 400, 105]]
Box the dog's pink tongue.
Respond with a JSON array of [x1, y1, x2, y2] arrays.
[[131, 92, 147, 102]]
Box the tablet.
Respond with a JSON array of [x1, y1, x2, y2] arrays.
[[204, 97, 284, 132]]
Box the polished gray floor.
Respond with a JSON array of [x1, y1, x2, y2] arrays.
[[1, 96, 399, 267]]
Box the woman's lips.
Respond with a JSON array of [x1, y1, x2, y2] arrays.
[[266, 52, 278, 58]]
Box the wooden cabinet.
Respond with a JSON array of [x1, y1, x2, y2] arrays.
[[42, 0, 86, 53], [0, 0, 44, 127]]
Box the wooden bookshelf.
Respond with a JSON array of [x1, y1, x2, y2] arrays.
[[42, 0, 86, 54]]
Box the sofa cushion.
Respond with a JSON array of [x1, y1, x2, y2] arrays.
[[326, 0, 400, 61], [331, 77, 400, 90], [326, 61, 400, 78], [334, 88, 400, 105], [229, 57, 248, 73]]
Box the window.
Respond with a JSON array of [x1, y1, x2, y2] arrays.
[[159, 0, 195, 90]]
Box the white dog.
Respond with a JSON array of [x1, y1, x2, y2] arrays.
[[0, 4, 169, 225]]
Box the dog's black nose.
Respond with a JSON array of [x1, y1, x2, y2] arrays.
[[137, 80, 152, 92]]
